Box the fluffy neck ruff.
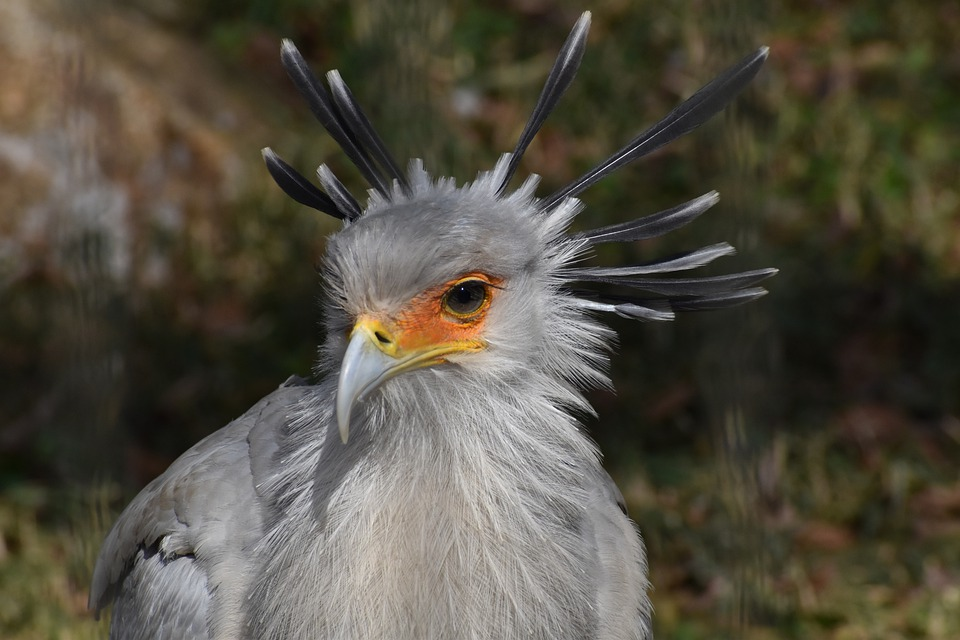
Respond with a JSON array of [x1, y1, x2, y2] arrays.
[[246, 364, 610, 640]]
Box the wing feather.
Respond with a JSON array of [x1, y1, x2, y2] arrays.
[[89, 378, 311, 638]]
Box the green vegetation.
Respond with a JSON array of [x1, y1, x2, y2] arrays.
[[1, 0, 958, 637]]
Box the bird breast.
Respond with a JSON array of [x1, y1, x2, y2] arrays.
[[245, 375, 606, 639]]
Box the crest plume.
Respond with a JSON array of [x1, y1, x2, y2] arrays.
[[263, 13, 775, 320]]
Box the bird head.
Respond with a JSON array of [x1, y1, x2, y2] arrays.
[[319, 165, 595, 444], [262, 12, 776, 444]]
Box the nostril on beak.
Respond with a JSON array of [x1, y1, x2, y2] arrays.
[[374, 331, 392, 345]]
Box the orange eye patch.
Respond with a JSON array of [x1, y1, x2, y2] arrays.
[[391, 272, 502, 352]]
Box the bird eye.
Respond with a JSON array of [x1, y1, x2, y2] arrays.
[[442, 279, 489, 319]]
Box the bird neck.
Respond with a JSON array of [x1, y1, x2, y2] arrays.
[[249, 370, 605, 639]]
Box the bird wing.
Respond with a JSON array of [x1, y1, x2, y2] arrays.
[[585, 466, 653, 640], [89, 376, 312, 638]]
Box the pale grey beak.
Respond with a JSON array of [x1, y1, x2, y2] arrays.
[[335, 330, 399, 444], [335, 317, 484, 444]]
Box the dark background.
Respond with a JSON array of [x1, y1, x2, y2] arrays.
[[1, 0, 958, 637]]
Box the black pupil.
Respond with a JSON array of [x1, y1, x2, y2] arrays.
[[446, 281, 486, 315]]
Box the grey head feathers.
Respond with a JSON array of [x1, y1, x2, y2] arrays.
[[263, 11, 775, 324]]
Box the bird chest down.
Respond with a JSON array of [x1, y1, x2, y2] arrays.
[[90, 12, 773, 640]]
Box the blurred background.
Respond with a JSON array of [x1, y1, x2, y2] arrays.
[[1, 0, 958, 637]]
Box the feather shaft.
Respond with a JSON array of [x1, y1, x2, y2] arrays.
[[541, 47, 769, 209], [262, 148, 348, 219]]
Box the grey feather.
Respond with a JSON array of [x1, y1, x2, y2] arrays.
[[567, 242, 736, 278], [575, 191, 720, 245], [91, 378, 311, 638], [572, 296, 675, 322], [317, 164, 362, 220], [575, 282, 775, 317], [573, 267, 778, 295], [326, 70, 411, 195], [93, 15, 773, 640], [280, 40, 389, 195], [671, 286, 771, 310]]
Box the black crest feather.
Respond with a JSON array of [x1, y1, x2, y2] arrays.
[[279, 40, 390, 196], [265, 14, 774, 319], [262, 148, 348, 219], [540, 46, 769, 211], [325, 70, 411, 196], [496, 11, 592, 196]]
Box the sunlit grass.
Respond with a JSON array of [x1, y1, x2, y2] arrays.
[[619, 425, 960, 640], [5, 441, 957, 640], [0, 485, 110, 640], [2, 0, 958, 637]]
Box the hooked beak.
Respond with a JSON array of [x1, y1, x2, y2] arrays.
[[335, 316, 483, 444]]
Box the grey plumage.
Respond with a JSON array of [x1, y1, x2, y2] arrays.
[[575, 192, 721, 245], [90, 11, 772, 639]]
